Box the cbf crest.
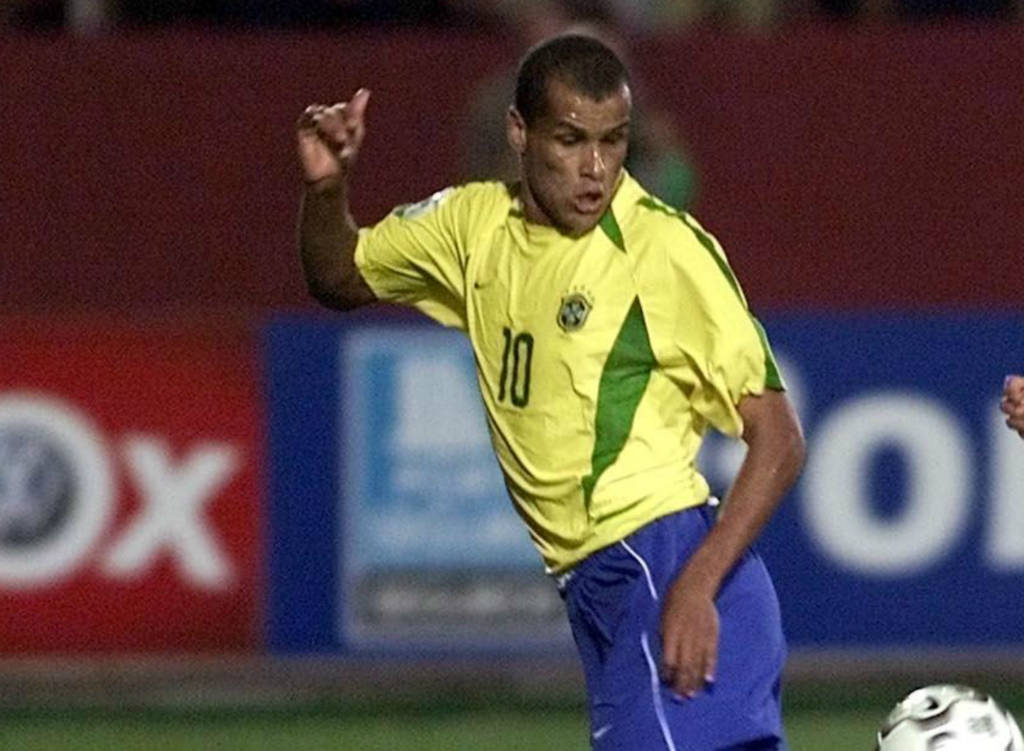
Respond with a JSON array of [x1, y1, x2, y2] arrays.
[[557, 288, 594, 332]]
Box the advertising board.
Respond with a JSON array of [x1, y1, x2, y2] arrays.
[[266, 313, 1024, 652], [0, 320, 262, 652], [340, 326, 569, 649], [735, 313, 1024, 646]]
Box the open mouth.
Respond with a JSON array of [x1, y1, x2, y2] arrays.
[[573, 191, 604, 215]]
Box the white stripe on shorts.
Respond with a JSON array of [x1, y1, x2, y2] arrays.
[[620, 540, 658, 602], [640, 631, 678, 751]]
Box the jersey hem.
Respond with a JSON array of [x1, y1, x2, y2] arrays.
[[543, 494, 712, 575]]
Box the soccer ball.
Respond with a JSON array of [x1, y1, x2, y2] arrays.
[[876, 684, 1024, 750]]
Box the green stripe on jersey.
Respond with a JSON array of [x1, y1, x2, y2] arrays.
[[581, 297, 656, 508], [681, 215, 743, 301], [598, 206, 625, 251], [751, 316, 784, 390], [638, 196, 784, 390], [638, 197, 742, 301]]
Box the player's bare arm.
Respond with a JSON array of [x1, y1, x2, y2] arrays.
[[297, 88, 377, 311], [1002, 375, 1024, 437], [659, 389, 804, 698]]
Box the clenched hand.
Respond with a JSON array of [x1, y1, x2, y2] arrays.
[[297, 88, 371, 186]]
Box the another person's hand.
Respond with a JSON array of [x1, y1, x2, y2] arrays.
[[660, 576, 718, 699], [1001, 375, 1024, 437], [297, 88, 371, 186]]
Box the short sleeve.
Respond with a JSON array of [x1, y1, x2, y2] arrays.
[[354, 186, 469, 330], [653, 214, 784, 439]]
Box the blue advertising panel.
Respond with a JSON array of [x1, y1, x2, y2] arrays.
[[264, 316, 344, 652], [265, 314, 570, 653], [339, 325, 570, 649], [266, 312, 1024, 653], [736, 313, 1024, 647]]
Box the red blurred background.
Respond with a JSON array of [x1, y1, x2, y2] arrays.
[[2, 26, 1021, 316]]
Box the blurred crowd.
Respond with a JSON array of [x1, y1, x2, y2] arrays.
[[1, 0, 1019, 31]]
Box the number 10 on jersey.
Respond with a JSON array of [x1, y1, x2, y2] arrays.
[[498, 327, 533, 407]]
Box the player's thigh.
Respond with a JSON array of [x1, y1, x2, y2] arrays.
[[716, 547, 786, 680], [591, 575, 785, 748], [656, 550, 786, 749]]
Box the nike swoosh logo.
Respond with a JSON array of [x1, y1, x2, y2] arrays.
[[592, 724, 613, 741]]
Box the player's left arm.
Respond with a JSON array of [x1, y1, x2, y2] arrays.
[[660, 388, 804, 698]]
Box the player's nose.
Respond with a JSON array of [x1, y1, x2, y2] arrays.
[[580, 143, 606, 179]]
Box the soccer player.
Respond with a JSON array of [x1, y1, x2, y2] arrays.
[[297, 34, 805, 751], [1003, 375, 1024, 437]]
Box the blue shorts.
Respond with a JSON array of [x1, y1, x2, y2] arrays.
[[560, 504, 787, 751]]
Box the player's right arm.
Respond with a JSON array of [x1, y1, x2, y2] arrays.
[[297, 88, 378, 311]]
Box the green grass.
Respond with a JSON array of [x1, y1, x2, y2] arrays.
[[788, 710, 878, 750], [0, 705, 878, 750], [0, 710, 870, 751], [1, 680, 1019, 750], [0, 710, 587, 751]]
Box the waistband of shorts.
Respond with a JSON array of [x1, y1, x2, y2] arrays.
[[551, 496, 719, 592]]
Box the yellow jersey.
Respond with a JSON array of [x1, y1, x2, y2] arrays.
[[355, 172, 782, 573]]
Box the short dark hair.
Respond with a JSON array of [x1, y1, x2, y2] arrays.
[[514, 33, 630, 126]]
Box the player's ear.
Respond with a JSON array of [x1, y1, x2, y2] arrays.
[[507, 106, 526, 155]]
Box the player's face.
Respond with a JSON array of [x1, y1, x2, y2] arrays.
[[511, 77, 630, 236]]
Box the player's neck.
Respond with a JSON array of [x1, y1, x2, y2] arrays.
[[515, 181, 560, 232]]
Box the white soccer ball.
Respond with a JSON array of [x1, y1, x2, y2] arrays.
[[876, 684, 1024, 750]]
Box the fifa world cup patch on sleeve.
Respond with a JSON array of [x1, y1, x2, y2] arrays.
[[393, 187, 454, 220], [557, 288, 594, 332]]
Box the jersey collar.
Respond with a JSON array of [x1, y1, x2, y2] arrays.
[[508, 170, 642, 249]]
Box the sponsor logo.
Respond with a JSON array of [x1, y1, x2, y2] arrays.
[[0, 392, 240, 590], [0, 427, 75, 548]]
